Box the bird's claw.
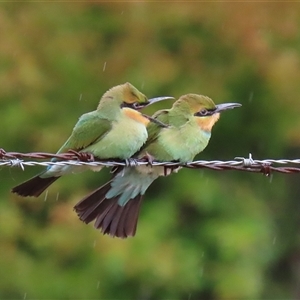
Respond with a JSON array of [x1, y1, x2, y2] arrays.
[[140, 152, 155, 166], [163, 165, 175, 176], [67, 149, 95, 162]]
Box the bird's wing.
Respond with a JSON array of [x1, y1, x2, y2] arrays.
[[56, 111, 112, 154], [142, 109, 170, 148]]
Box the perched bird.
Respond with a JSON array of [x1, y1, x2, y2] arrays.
[[11, 83, 172, 197], [74, 94, 241, 238]]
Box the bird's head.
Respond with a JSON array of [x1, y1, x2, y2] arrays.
[[120, 83, 148, 109], [101, 83, 173, 110], [173, 94, 241, 132], [121, 82, 174, 110]]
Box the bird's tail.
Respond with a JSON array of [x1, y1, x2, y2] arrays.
[[11, 175, 60, 197], [74, 182, 143, 238], [74, 167, 157, 238]]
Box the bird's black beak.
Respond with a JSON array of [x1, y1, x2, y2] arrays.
[[215, 103, 242, 113], [148, 96, 174, 105], [136, 96, 174, 109], [141, 114, 169, 128]]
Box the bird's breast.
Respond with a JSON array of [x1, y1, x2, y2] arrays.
[[157, 122, 211, 162], [84, 113, 148, 159]]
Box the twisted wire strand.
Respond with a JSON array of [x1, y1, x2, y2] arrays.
[[1, 149, 300, 175]]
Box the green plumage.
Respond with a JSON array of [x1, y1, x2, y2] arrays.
[[12, 83, 162, 197], [141, 107, 211, 162], [74, 94, 241, 238], [55, 111, 113, 156]]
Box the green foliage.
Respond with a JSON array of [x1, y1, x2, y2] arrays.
[[1, 2, 299, 299]]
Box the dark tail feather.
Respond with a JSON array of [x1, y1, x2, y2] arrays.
[[11, 175, 60, 197], [117, 196, 142, 237], [74, 182, 143, 238], [74, 181, 113, 223], [96, 195, 142, 238]]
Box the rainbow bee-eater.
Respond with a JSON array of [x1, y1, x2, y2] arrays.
[[11, 83, 173, 197], [74, 94, 241, 238]]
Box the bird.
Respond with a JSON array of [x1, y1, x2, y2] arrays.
[[11, 82, 173, 197], [74, 94, 242, 238]]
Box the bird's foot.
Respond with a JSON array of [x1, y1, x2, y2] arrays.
[[140, 152, 155, 166], [164, 162, 180, 176], [67, 150, 95, 162]]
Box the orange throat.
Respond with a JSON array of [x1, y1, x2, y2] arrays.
[[122, 108, 150, 126], [196, 113, 220, 132]]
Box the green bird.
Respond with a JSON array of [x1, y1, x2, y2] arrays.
[[11, 83, 172, 197], [74, 94, 241, 238]]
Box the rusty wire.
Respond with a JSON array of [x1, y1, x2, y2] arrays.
[[0, 148, 300, 176]]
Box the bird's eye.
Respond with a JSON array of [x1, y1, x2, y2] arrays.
[[132, 102, 140, 109], [199, 109, 208, 116]]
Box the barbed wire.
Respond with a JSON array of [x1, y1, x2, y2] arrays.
[[1, 148, 300, 176]]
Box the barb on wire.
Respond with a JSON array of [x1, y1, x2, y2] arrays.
[[1, 148, 300, 176]]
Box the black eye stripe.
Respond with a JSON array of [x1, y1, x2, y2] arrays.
[[194, 108, 216, 117], [121, 102, 143, 109]]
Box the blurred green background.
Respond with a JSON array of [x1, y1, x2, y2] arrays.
[[1, 2, 300, 299]]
